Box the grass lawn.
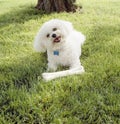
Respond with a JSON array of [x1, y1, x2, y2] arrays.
[[0, 0, 120, 123]]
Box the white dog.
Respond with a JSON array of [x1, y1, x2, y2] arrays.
[[34, 19, 85, 81]]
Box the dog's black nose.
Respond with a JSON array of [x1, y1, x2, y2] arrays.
[[52, 34, 57, 38]]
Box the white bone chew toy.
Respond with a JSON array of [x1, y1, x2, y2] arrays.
[[42, 67, 85, 81]]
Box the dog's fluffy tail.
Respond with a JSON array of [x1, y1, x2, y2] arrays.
[[70, 31, 86, 46]]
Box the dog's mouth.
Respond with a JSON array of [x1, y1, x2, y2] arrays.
[[53, 36, 61, 43]]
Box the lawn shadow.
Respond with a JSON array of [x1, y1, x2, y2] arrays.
[[0, 5, 50, 90], [0, 5, 47, 28], [0, 52, 47, 90], [15, 53, 48, 88]]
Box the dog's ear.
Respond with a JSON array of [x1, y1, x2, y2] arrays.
[[34, 30, 46, 52]]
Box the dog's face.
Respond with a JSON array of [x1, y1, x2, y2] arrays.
[[46, 26, 63, 44], [39, 19, 73, 49]]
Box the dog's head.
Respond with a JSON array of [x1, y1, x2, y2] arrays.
[[34, 19, 73, 52]]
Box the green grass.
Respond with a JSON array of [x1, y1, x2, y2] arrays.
[[0, 0, 120, 123]]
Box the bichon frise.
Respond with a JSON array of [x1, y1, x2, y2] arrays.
[[34, 19, 85, 81]]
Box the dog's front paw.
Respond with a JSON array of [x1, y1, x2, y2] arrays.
[[47, 63, 57, 72], [42, 73, 53, 81], [42, 73, 49, 81]]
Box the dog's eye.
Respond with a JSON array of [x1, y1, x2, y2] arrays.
[[46, 34, 50, 38], [53, 28, 57, 31]]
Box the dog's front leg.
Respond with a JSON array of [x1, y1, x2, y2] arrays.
[[47, 62, 57, 72], [69, 60, 82, 70]]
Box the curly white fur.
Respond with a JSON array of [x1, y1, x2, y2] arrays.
[[34, 19, 85, 81]]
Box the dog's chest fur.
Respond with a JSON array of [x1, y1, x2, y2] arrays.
[[47, 44, 79, 67], [52, 49, 71, 66]]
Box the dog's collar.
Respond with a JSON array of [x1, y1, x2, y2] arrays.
[[53, 50, 59, 56]]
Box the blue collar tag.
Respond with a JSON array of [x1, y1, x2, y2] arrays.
[[53, 50, 59, 56]]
